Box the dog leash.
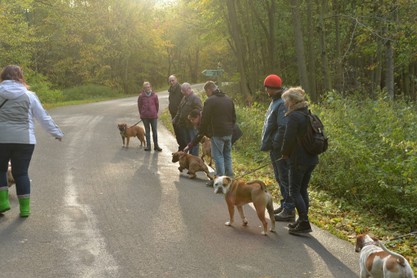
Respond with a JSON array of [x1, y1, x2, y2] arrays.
[[129, 120, 143, 128], [233, 157, 281, 180], [383, 231, 417, 244]]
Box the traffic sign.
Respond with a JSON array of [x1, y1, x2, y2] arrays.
[[202, 69, 224, 77]]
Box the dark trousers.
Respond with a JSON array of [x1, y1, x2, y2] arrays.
[[176, 126, 198, 156], [288, 164, 316, 221], [142, 118, 159, 148], [0, 143, 35, 197]]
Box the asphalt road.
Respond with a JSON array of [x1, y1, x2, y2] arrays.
[[0, 88, 360, 278]]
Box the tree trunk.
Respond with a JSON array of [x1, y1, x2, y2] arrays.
[[385, 40, 394, 100], [290, 0, 310, 96], [306, 0, 317, 100]]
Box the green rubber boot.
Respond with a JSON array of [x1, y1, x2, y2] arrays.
[[18, 197, 30, 217], [0, 188, 10, 213]]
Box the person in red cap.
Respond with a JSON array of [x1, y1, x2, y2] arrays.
[[260, 74, 295, 222]]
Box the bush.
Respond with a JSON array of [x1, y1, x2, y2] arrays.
[[26, 72, 64, 103], [311, 91, 417, 226], [62, 84, 122, 101]]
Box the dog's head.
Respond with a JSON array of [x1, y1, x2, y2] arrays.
[[213, 176, 233, 194], [200, 136, 210, 144], [118, 123, 127, 132], [355, 234, 379, 253], [172, 151, 186, 163]]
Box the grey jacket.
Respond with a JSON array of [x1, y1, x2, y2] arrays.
[[0, 80, 64, 144]]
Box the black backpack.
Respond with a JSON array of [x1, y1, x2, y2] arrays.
[[299, 110, 328, 155]]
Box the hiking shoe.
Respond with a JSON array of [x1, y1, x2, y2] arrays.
[[289, 220, 312, 235], [287, 219, 300, 229], [273, 206, 283, 214], [274, 209, 295, 222], [154, 146, 162, 152], [144, 147, 151, 151]]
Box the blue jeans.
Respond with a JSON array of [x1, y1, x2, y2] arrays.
[[0, 143, 35, 197], [211, 135, 233, 177], [270, 150, 294, 211], [288, 164, 316, 221], [142, 119, 159, 148]]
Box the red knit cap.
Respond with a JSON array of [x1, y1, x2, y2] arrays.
[[264, 74, 282, 89]]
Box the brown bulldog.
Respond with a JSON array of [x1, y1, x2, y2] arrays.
[[213, 176, 276, 235], [117, 123, 146, 148], [200, 136, 212, 167], [171, 151, 213, 180]]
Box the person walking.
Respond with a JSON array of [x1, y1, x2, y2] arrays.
[[198, 81, 236, 184], [168, 75, 183, 150], [0, 65, 64, 217], [280, 86, 319, 234], [172, 83, 202, 156], [137, 81, 162, 152], [261, 74, 295, 222]]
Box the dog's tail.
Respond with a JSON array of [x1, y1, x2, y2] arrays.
[[376, 241, 406, 267], [247, 180, 267, 192]]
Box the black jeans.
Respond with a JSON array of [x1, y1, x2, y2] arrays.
[[288, 164, 316, 221], [0, 143, 35, 197]]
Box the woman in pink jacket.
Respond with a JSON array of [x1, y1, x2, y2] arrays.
[[137, 81, 162, 152]]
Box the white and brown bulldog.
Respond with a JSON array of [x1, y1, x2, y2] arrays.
[[355, 234, 415, 278], [213, 176, 276, 235]]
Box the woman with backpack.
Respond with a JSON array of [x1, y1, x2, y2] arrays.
[[280, 86, 319, 235]]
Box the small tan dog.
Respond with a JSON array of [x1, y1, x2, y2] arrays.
[[171, 151, 213, 180], [117, 123, 145, 148], [355, 234, 415, 278], [200, 136, 212, 167], [7, 161, 15, 187], [213, 176, 276, 235]]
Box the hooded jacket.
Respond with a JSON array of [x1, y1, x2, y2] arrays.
[[0, 80, 64, 144], [281, 102, 319, 166]]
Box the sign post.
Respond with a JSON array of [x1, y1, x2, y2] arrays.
[[202, 65, 224, 87]]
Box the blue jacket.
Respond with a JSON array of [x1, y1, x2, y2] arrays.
[[281, 105, 319, 166], [261, 95, 287, 152]]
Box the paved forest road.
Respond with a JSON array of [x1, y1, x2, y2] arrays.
[[0, 89, 359, 278]]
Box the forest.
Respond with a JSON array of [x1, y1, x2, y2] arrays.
[[1, 0, 417, 270], [1, 0, 416, 100]]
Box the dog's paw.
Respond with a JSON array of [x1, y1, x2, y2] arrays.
[[261, 231, 267, 236], [225, 221, 232, 226], [270, 228, 276, 233]]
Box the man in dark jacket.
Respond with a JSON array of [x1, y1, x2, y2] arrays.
[[173, 82, 202, 155], [168, 75, 183, 150], [199, 81, 236, 183], [261, 74, 295, 222]]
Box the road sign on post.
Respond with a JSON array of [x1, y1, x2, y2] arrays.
[[201, 69, 224, 77]]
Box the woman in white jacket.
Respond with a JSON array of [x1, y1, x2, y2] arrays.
[[0, 65, 64, 217]]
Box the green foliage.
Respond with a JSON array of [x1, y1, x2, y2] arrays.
[[26, 72, 64, 103], [62, 84, 122, 101], [311, 91, 417, 226]]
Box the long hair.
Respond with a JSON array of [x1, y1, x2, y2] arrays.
[[0, 65, 29, 88]]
